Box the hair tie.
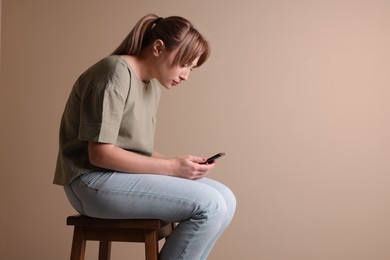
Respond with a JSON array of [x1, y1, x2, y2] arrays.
[[155, 17, 164, 24]]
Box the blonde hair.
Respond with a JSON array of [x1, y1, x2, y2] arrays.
[[112, 14, 210, 67]]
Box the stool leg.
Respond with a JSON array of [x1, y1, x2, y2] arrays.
[[70, 226, 86, 260], [99, 241, 111, 260], [144, 231, 159, 260]]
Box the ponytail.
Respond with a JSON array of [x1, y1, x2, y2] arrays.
[[112, 14, 158, 56]]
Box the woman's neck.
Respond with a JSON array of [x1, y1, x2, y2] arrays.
[[122, 55, 153, 83]]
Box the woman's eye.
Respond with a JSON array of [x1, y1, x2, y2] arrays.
[[182, 64, 192, 71], [182, 64, 195, 71]]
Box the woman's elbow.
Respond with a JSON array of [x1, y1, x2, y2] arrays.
[[88, 141, 109, 167]]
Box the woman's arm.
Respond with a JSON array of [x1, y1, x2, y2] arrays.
[[88, 141, 214, 180], [152, 150, 168, 159]]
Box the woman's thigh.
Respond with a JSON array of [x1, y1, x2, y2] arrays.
[[66, 171, 227, 221], [197, 177, 236, 207]]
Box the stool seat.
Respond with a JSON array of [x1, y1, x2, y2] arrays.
[[67, 215, 174, 260]]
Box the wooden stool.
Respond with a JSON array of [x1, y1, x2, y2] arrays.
[[67, 215, 174, 260]]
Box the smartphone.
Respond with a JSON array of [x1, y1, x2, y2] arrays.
[[201, 152, 226, 164]]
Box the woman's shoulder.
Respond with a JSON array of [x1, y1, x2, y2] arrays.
[[92, 55, 129, 72], [82, 55, 130, 80]]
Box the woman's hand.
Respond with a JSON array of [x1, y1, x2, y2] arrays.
[[170, 155, 216, 180]]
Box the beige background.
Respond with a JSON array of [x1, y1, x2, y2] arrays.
[[1, 0, 390, 259]]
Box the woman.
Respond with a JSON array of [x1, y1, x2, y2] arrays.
[[54, 13, 236, 260]]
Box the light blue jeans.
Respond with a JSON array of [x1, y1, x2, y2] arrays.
[[64, 171, 236, 260]]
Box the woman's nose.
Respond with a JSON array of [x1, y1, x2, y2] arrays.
[[180, 69, 190, 81]]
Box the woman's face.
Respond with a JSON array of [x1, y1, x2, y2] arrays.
[[155, 47, 199, 89]]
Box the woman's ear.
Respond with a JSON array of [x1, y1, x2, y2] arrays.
[[152, 40, 165, 56]]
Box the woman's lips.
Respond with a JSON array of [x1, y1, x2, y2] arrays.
[[172, 80, 180, 86]]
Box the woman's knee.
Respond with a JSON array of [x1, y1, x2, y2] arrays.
[[197, 178, 236, 216], [193, 188, 231, 222]]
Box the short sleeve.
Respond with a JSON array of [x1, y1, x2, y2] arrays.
[[78, 60, 130, 144]]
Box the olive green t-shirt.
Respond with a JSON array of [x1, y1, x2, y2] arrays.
[[53, 55, 161, 185]]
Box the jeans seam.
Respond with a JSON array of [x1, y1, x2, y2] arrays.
[[177, 219, 203, 259], [68, 183, 87, 215]]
